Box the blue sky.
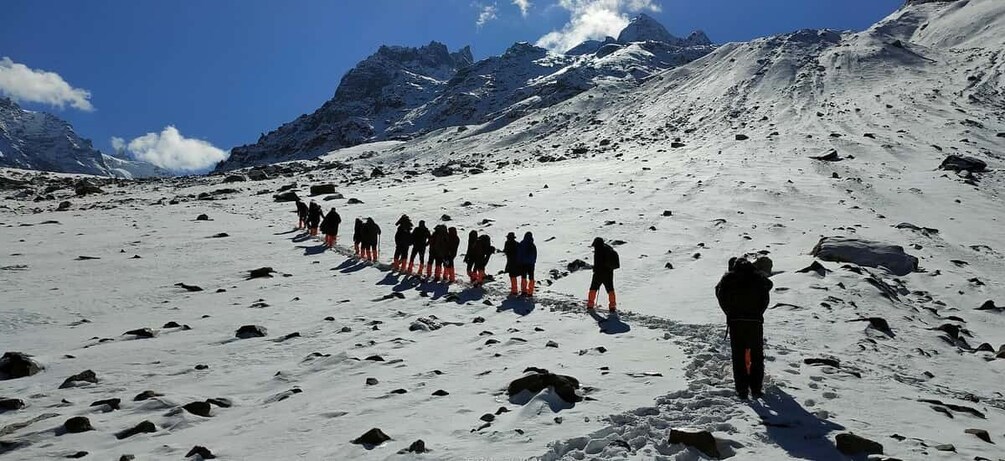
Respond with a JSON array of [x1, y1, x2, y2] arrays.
[[2, 0, 902, 171]]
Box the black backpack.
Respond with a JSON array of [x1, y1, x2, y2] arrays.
[[606, 244, 620, 270]]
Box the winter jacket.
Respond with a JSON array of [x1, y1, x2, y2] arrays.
[[363, 219, 381, 246], [320, 209, 341, 235], [429, 226, 448, 259], [517, 234, 537, 266], [307, 203, 322, 228], [715, 260, 773, 322], [477, 235, 495, 266], [353, 219, 364, 243], [411, 224, 431, 249], [592, 238, 619, 273], [503, 235, 519, 274], [446, 229, 461, 260], [395, 215, 413, 229], [464, 232, 479, 263], [394, 225, 412, 247], [296, 201, 308, 219]]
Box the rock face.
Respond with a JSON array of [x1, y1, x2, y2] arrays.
[[835, 433, 883, 455], [0, 352, 42, 380], [507, 368, 582, 403], [939, 154, 987, 172], [667, 428, 721, 458], [0, 97, 165, 178], [616, 14, 711, 47], [811, 237, 918, 276]]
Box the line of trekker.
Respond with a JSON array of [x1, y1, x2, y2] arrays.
[[295, 198, 775, 400]]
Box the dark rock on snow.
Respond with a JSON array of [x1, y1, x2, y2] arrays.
[[352, 428, 392, 446], [115, 420, 157, 440], [133, 390, 163, 401], [63, 416, 94, 434], [185, 445, 216, 459], [310, 184, 337, 196], [667, 428, 721, 459], [183, 401, 213, 417], [507, 369, 582, 403], [0, 397, 26, 411], [196, 214, 210, 221], [59, 370, 98, 389], [247, 267, 276, 279], [811, 237, 918, 276], [835, 432, 883, 455], [939, 155, 986, 173], [0, 352, 43, 380], [90, 398, 121, 411], [124, 328, 155, 338], [235, 325, 267, 339], [273, 191, 299, 202]]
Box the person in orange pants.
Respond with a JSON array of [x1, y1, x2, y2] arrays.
[[295, 199, 308, 230], [444, 227, 460, 283], [463, 230, 479, 282], [428, 225, 448, 281], [352, 218, 363, 257], [362, 217, 381, 262], [391, 215, 413, 271], [516, 232, 537, 296], [716, 257, 773, 400], [586, 238, 620, 312], [472, 234, 495, 287], [406, 221, 430, 275], [319, 207, 341, 249], [502, 232, 519, 295]]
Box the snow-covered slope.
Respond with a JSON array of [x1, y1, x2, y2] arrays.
[[2, 0, 1004, 460], [0, 98, 167, 179], [216, 16, 714, 172]]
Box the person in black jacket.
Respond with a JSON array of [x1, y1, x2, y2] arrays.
[[503, 232, 519, 295], [464, 230, 479, 283], [428, 225, 448, 281], [472, 234, 494, 287], [587, 237, 619, 312], [362, 217, 381, 262], [444, 227, 460, 283], [307, 201, 323, 237], [407, 220, 431, 275], [319, 207, 341, 249], [392, 215, 413, 272], [516, 232, 537, 296], [353, 218, 364, 257], [715, 257, 773, 400], [295, 199, 308, 230]]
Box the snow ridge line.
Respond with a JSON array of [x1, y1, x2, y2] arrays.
[[316, 240, 747, 459]]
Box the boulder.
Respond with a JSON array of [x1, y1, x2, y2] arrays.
[[74, 180, 103, 196], [272, 191, 299, 202], [59, 370, 98, 389], [222, 175, 247, 183], [735, 134, 749, 141], [196, 214, 210, 221], [409, 317, 443, 332], [939, 155, 986, 172], [811, 237, 918, 276], [90, 398, 121, 411], [56, 201, 72, 211], [124, 328, 155, 339], [246, 169, 270, 181], [402, 440, 427, 454], [964, 428, 992, 444], [247, 267, 275, 279], [63, 416, 94, 434], [183, 401, 212, 417], [115, 420, 156, 440], [309, 184, 337, 196], [431, 165, 454, 177], [667, 428, 721, 458], [185, 446, 216, 459], [0, 352, 43, 380], [235, 325, 267, 339], [133, 390, 163, 401], [351, 428, 391, 446], [835, 433, 883, 455], [0, 397, 26, 411], [507, 369, 582, 403]]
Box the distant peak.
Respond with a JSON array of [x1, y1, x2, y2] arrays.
[[504, 42, 548, 57], [617, 13, 678, 44]]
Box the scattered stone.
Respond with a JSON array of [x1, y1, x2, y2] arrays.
[[206, 398, 231, 408], [546, 341, 559, 348], [939, 155, 986, 173], [56, 201, 72, 211], [74, 180, 103, 196], [90, 398, 121, 411], [114, 420, 156, 440], [247, 267, 275, 279], [63, 416, 94, 434], [432, 389, 449, 396], [735, 134, 749, 141], [402, 440, 427, 454], [409, 317, 442, 332], [965, 428, 992, 444], [183, 401, 212, 417], [976, 300, 1001, 311], [310, 184, 337, 196], [66, 451, 88, 458], [667, 429, 721, 459], [567, 259, 592, 272], [235, 325, 267, 339], [835, 433, 883, 456], [163, 321, 181, 328], [0, 398, 26, 411], [133, 390, 162, 401], [347, 198, 363, 205], [222, 174, 247, 183], [175, 282, 203, 292], [196, 214, 210, 221], [59, 370, 97, 389], [934, 443, 955, 452], [273, 191, 299, 203], [0, 352, 43, 380], [796, 261, 831, 276], [185, 446, 216, 459], [365, 378, 378, 386], [507, 369, 582, 403], [364, 355, 385, 362], [811, 237, 918, 276], [804, 358, 840, 368], [124, 328, 155, 339], [480, 413, 495, 422], [351, 428, 391, 446], [810, 149, 842, 161]]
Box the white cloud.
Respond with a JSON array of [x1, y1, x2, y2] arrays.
[[535, 0, 660, 52], [513, 0, 532, 16], [0, 57, 94, 111], [117, 126, 229, 172], [110, 136, 126, 153], [476, 3, 498, 27]]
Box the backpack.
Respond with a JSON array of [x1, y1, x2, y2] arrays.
[[606, 244, 620, 271]]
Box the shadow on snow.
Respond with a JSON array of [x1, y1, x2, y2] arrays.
[[751, 388, 846, 461]]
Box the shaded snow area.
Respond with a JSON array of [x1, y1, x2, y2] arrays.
[[3, 0, 1005, 460]]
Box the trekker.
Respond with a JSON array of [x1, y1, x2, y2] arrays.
[[320, 207, 342, 249], [464, 230, 479, 283], [362, 218, 381, 261], [444, 227, 460, 283], [715, 257, 773, 400], [407, 220, 431, 275], [392, 215, 413, 272], [307, 201, 322, 236], [295, 199, 309, 229], [472, 234, 495, 287], [353, 218, 364, 257], [428, 225, 448, 281], [587, 237, 620, 312], [516, 232, 537, 296], [503, 232, 519, 295]]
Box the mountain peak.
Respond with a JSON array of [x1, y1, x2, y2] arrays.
[[617, 13, 678, 44]]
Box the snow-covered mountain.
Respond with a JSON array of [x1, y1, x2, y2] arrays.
[[216, 16, 714, 171], [0, 98, 166, 179], [3, 1, 1005, 460]]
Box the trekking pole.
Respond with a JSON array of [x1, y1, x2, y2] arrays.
[[723, 323, 730, 341]]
